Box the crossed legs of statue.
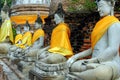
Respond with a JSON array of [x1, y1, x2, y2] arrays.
[[25, 46, 50, 57], [24, 46, 67, 63], [68, 60, 115, 80], [39, 53, 67, 64]]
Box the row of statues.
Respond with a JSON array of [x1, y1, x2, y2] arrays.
[[0, 0, 120, 80]]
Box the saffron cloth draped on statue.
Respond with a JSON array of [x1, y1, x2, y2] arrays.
[[48, 23, 73, 58], [15, 34, 23, 47], [20, 31, 32, 48], [91, 16, 119, 49], [32, 29, 44, 44]]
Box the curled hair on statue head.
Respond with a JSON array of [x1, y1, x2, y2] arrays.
[[96, 0, 116, 6], [54, 3, 65, 19]]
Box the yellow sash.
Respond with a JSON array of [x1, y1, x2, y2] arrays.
[[15, 34, 22, 47], [21, 31, 32, 48], [32, 29, 44, 44], [0, 19, 13, 43], [48, 23, 73, 58], [91, 16, 119, 49]]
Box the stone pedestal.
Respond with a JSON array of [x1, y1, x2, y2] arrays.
[[29, 67, 66, 80], [17, 61, 35, 78], [28, 61, 82, 80], [28, 61, 68, 80]]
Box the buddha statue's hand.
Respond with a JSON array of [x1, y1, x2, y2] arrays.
[[83, 58, 99, 64], [86, 63, 101, 69], [67, 54, 79, 68]]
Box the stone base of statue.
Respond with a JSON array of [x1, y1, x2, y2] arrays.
[[0, 54, 7, 59], [0, 64, 7, 80], [29, 61, 68, 80], [65, 73, 84, 80], [29, 61, 83, 80], [17, 61, 35, 78]]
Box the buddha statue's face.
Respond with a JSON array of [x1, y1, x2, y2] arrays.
[[1, 10, 8, 21], [54, 14, 64, 24], [24, 25, 29, 32], [97, 0, 112, 17], [16, 27, 21, 34], [34, 22, 42, 29]]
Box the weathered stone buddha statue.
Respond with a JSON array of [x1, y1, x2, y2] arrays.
[[37, 3, 73, 64], [32, 15, 45, 49], [20, 21, 32, 49], [8, 25, 23, 62], [66, 0, 120, 80], [0, 0, 13, 43], [14, 25, 22, 47], [9, 21, 32, 60], [24, 15, 45, 60], [16, 16, 45, 77], [30, 3, 73, 77], [0, 0, 13, 55], [9, 25, 23, 56]]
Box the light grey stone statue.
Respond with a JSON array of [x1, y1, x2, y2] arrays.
[[35, 3, 72, 64], [29, 15, 44, 49], [9, 21, 32, 60], [66, 0, 120, 80], [0, 0, 13, 56], [24, 15, 45, 61], [9, 25, 22, 56], [28, 4, 72, 79]]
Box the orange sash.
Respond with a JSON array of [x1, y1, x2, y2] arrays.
[[91, 16, 119, 49], [21, 31, 32, 48], [15, 34, 22, 47], [32, 29, 44, 44], [48, 23, 73, 58]]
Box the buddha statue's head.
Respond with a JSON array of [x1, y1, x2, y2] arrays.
[[96, 0, 116, 16], [1, 0, 9, 21], [23, 21, 31, 33], [16, 25, 22, 34], [54, 3, 65, 24], [34, 15, 43, 29]]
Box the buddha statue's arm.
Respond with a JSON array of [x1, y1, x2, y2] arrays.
[[37, 36, 44, 48], [96, 23, 120, 62], [33, 36, 44, 48], [67, 48, 92, 67]]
